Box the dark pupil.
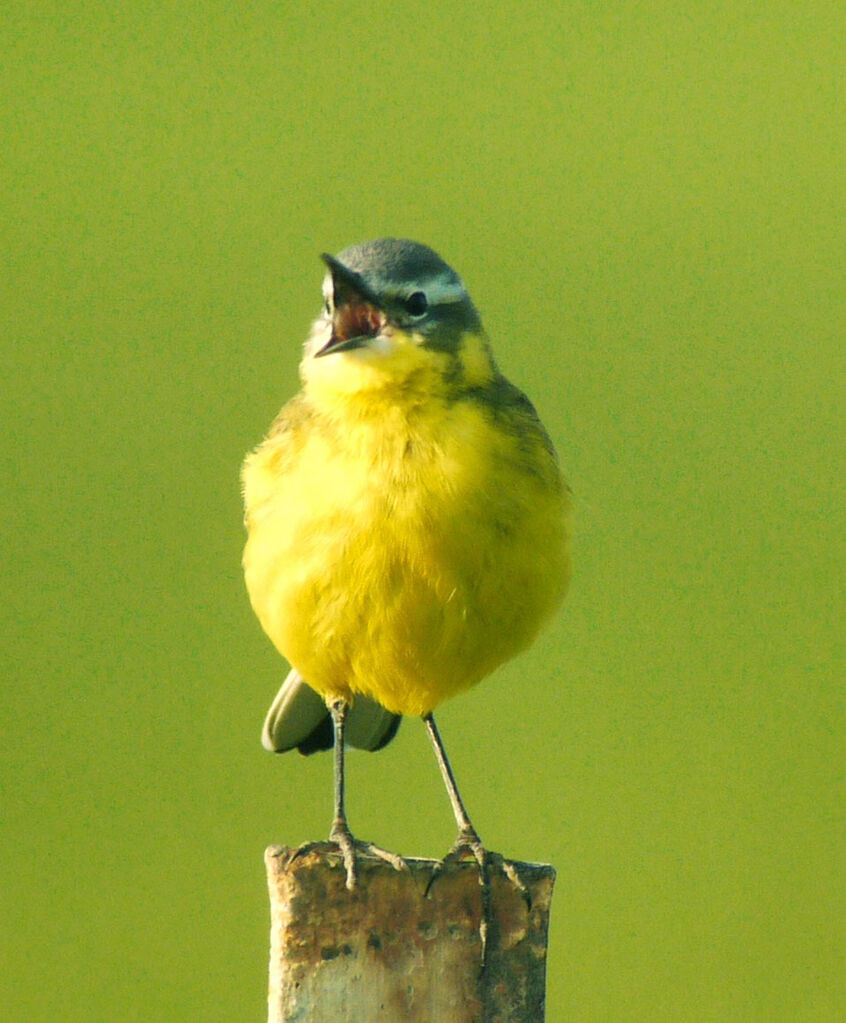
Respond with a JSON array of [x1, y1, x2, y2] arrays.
[[405, 291, 428, 316]]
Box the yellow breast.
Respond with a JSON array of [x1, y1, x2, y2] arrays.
[[243, 342, 570, 716]]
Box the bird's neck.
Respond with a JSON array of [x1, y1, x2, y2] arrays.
[[302, 353, 455, 424]]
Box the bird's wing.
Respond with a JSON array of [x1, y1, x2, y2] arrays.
[[262, 669, 401, 755]]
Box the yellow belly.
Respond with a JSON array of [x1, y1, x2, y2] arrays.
[[243, 398, 570, 716]]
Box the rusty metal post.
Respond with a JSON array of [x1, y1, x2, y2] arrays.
[[265, 843, 556, 1022]]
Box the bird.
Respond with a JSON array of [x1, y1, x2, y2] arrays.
[[242, 238, 571, 891]]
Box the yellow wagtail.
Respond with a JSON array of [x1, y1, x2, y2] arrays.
[[242, 238, 571, 888]]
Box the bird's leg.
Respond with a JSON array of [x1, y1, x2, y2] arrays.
[[423, 712, 496, 963], [423, 712, 485, 860], [327, 698, 406, 890], [327, 698, 354, 878]]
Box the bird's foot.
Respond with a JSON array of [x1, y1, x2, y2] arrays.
[[426, 825, 488, 892], [328, 821, 408, 890], [426, 827, 494, 967], [425, 830, 532, 970]]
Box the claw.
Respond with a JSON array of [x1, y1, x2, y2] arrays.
[[501, 857, 532, 910], [281, 836, 407, 889], [283, 840, 324, 868], [425, 827, 487, 895], [328, 822, 408, 889]]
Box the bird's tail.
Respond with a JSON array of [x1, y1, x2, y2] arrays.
[[261, 669, 402, 755]]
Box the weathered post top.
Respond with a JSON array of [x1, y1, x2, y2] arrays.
[[265, 844, 556, 1023]]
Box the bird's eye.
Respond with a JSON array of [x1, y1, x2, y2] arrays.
[[323, 298, 331, 316], [404, 291, 428, 317]]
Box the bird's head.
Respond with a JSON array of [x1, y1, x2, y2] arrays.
[[301, 239, 496, 404]]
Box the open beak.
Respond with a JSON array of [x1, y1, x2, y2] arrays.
[[315, 254, 386, 357]]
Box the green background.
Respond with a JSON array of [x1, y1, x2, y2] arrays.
[[3, 2, 842, 1019]]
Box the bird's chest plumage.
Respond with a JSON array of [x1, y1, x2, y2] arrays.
[[243, 398, 568, 715], [247, 404, 492, 607]]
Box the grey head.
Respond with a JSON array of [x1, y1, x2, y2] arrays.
[[316, 238, 483, 357]]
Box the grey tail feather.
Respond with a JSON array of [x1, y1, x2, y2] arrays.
[[261, 668, 402, 756]]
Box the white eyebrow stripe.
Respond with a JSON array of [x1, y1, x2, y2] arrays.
[[421, 275, 467, 306]]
